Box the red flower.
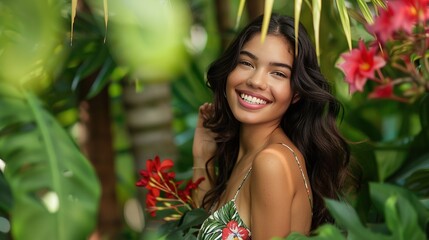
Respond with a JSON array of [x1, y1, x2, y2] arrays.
[[337, 40, 386, 93], [222, 221, 249, 240], [178, 177, 205, 202], [368, 81, 409, 102], [369, 82, 394, 99], [136, 155, 205, 219]]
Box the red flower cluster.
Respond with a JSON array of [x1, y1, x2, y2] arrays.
[[337, 0, 429, 102], [136, 156, 204, 220]]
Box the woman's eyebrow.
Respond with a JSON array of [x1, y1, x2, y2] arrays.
[[240, 50, 292, 71], [240, 50, 257, 60]]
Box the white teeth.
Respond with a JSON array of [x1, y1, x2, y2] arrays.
[[240, 93, 267, 104]]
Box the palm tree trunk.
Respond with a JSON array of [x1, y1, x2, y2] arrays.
[[78, 75, 121, 240], [246, 0, 264, 20], [122, 81, 178, 234]]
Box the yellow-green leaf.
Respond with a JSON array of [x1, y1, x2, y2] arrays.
[[235, 0, 246, 29], [294, 0, 303, 55], [372, 0, 387, 8], [261, 0, 274, 43], [103, 0, 108, 43], [357, 0, 374, 24], [71, 0, 78, 45], [335, 0, 352, 50], [312, 0, 322, 62]]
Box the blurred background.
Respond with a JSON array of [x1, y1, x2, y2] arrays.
[[0, 0, 427, 239]]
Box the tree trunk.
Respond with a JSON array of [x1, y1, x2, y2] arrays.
[[215, 0, 234, 49], [122, 81, 178, 234], [78, 75, 121, 240], [246, 0, 264, 20]]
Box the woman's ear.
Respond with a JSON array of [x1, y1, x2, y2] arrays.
[[292, 93, 300, 104]]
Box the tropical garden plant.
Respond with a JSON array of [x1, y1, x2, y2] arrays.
[[1, 0, 428, 239]]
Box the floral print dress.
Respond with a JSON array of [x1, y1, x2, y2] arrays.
[[197, 143, 312, 240], [197, 168, 252, 240]]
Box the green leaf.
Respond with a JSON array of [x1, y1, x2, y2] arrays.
[[0, 171, 13, 214], [324, 199, 389, 240], [235, 0, 246, 29], [261, 0, 274, 43], [312, 0, 322, 62], [369, 183, 429, 232], [294, 0, 303, 55], [405, 168, 429, 195], [86, 57, 115, 99], [71, 45, 109, 91], [357, 0, 374, 24], [419, 94, 429, 129], [335, 0, 352, 50], [284, 224, 346, 239], [0, 83, 101, 240], [384, 195, 426, 239], [371, 0, 387, 9], [176, 208, 209, 231]]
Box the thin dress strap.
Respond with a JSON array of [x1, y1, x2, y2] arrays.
[[280, 143, 313, 211], [232, 167, 253, 202]]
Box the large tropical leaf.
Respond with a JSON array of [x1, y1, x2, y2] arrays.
[[0, 83, 101, 240], [369, 183, 429, 232]]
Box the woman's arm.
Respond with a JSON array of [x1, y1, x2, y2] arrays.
[[192, 103, 217, 208]]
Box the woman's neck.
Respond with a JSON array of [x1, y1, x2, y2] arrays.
[[238, 123, 281, 158]]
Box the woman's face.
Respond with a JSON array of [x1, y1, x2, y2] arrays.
[[226, 33, 296, 126]]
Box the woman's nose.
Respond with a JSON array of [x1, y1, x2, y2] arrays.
[[246, 70, 267, 90]]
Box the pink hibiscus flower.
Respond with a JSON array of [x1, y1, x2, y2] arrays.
[[222, 220, 249, 240], [337, 40, 386, 93]]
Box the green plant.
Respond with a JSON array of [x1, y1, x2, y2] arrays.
[[0, 83, 101, 239]]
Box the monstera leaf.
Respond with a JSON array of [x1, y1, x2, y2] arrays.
[[0, 82, 100, 240]]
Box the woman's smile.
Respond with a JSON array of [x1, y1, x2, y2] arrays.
[[236, 89, 272, 110]]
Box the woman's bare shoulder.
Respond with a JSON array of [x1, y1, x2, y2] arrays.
[[252, 144, 299, 187]]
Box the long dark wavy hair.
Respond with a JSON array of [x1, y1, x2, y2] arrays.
[[201, 14, 351, 231]]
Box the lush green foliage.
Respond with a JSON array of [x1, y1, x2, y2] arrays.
[[0, 83, 101, 239]]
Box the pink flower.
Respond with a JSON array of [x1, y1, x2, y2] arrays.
[[370, 0, 429, 41], [221, 221, 249, 240], [337, 40, 386, 93], [369, 4, 400, 42], [393, 0, 429, 32]]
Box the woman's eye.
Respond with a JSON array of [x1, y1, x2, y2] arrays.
[[273, 71, 288, 78], [239, 61, 253, 68]]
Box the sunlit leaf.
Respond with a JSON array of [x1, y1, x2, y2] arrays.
[[372, 0, 387, 8], [294, 0, 303, 55], [71, 0, 77, 44], [357, 0, 374, 24], [335, 0, 352, 50], [235, 0, 246, 29], [261, 0, 274, 43], [384, 195, 426, 239], [103, 0, 108, 43], [369, 183, 429, 230], [312, 0, 322, 62]]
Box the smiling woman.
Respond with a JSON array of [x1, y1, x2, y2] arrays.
[[192, 13, 352, 239]]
